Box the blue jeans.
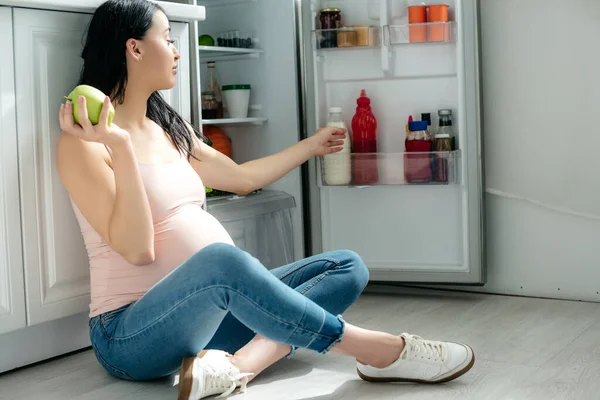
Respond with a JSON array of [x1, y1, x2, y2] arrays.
[[89, 243, 369, 381]]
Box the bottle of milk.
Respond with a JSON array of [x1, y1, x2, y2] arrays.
[[323, 107, 352, 185]]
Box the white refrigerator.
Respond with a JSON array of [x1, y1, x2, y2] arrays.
[[192, 0, 484, 285]]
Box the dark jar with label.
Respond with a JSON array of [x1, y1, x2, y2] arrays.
[[319, 8, 342, 48]]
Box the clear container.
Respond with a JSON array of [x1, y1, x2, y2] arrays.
[[216, 30, 253, 48], [322, 107, 351, 185], [337, 28, 357, 47]]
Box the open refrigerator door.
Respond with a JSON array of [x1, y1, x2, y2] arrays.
[[191, 0, 484, 283], [300, 0, 485, 284]]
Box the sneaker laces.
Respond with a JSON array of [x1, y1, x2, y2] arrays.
[[193, 353, 254, 399], [401, 334, 447, 363]]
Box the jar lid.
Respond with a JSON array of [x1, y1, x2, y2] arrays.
[[329, 107, 342, 113], [408, 120, 429, 131], [438, 109, 452, 116], [320, 8, 341, 12], [222, 84, 251, 91], [435, 133, 450, 138]]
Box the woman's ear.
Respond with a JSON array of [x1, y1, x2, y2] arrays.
[[125, 38, 143, 62]]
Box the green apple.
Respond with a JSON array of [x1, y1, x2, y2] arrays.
[[198, 34, 215, 46], [64, 85, 115, 126]]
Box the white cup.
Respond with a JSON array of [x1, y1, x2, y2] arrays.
[[223, 84, 251, 119]]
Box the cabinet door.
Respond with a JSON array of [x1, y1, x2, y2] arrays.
[[160, 22, 191, 121], [0, 7, 26, 335], [14, 9, 92, 326]]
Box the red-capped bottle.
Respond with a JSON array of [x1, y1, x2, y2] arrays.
[[351, 89, 378, 184]]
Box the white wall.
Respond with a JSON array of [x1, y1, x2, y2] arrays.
[[473, 0, 600, 302]]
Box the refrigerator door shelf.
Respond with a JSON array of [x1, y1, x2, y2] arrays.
[[384, 22, 456, 46], [312, 27, 381, 51], [318, 150, 462, 187]]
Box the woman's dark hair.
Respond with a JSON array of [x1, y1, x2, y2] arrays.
[[79, 0, 204, 159]]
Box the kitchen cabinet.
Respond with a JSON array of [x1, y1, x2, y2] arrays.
[[0, 0, 202, 374], [14, 8, 93, 326], [0, 6, 26, 336], [12, 9, 193, 327]]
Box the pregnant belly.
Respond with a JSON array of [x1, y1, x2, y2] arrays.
[[153, 205, 235, 268]]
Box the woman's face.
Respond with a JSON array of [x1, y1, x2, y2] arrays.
[[128, 10, 180, 91]]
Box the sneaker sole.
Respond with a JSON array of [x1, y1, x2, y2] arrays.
[[178, 350, 208, 400], [357, 345, 475, 384]]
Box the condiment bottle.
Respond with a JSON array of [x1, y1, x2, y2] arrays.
[[351, 89, 378, 185], [405, 120, 433, 183], [206, 61, 223, 119], [438, 109, 456, 149], [322, 107, 351, 185], [433, 133, 452, 183]]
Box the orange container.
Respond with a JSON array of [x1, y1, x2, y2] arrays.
[[428, 4, 450, 42], [408, 5, 427, 43]]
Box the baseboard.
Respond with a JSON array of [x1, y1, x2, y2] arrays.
[[0, 312, 90, 374]]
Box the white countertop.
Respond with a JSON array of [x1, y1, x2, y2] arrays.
[[0, 0, 205, 22]]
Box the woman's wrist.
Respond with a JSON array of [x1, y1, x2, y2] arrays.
[[301, 137, 318, 157], [108, 138, 136, 161]]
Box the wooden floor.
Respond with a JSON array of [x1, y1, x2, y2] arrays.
[[2, 286, 600, 400]]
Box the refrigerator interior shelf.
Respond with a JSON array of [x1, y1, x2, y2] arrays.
[[313, 26, 381, 51], [202, 117, 267, 126], [199, 0, 257, 7], [198, 45, 264, 62], [318, 150, 461, 187], [384, 22, 456, 46]]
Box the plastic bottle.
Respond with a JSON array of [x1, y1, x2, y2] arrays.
[[322, 107, 351, 185], [351, 89, 378, 185]]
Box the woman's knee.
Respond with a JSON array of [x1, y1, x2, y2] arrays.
[[336, 249, 370, 292], [186, 242, 259, 278]]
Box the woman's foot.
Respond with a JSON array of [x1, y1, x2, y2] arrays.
[[357, 333, 475, 384], [177, 350, 254, 400]]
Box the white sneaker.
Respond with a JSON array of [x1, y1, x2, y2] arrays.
[[178, 350, 254, 400], [357, 333, 475, 384]]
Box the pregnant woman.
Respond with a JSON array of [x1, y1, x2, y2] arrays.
[[56, 1, 475, 399]]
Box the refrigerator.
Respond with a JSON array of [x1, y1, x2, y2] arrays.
[[191, 0, 484, 285]]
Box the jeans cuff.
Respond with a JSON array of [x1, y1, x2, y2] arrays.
[[319, 314, 345, 354]]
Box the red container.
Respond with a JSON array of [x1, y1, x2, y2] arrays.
[[351, 89, 378, 185], [405, 139, 433, 183]]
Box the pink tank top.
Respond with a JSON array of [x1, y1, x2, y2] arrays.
[[72, 157, 234, 317]]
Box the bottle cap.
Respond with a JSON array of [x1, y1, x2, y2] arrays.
[[357, 89, 371, 106], [438, 109, 452, 116], [329, 107, 342, 113], [408, 120, 429, 131], [435, 133, 450, 138]]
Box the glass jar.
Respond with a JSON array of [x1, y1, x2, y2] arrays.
[[201, 91, 219, 120], [438, 108, 456, 149], [319, 8, 341, 48], [434, 133, 452, 183]]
